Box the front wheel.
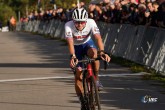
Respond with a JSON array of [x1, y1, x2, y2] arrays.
[[89, 75, 101, 110]]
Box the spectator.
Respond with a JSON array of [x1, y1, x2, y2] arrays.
[[56, 8, 67, 22], [0, 20, 2, 30], [48, 9, 54, 20], [95, 4, 103, 21], [139, 0, 146, 4], [121, 5, 130, 23], [88, 3, 96, 19], [157, 1, 165, 27], [34, 11, 39, 20], [147, 2, 154, 12], [80, 1, 85, 6], [112, 0, 122, 23], [10, 16, 16, 31], [20, 16, 28, 23], [44, 9, 54, 21], [128, 3, 138, 24], [137, 3, 147, 25], [43, 10, 49, 21], [52, 10, 58, 20], [130, 0, 138, 5], [102, 4, 113, 22], [19, 0, 165, 28], [158, 0, 165, 4], [60, 9, 67, 22], [28, 12, 35, 21], [38, 11, 44, 21], [65, 4, 76, 21], [89, 3, 103, 21], [144, 2, 154, 25], [56, 8, 63, 19], [7, 19, 10, 31], [146, 1, 158, 26], [80, 2, 86, 8], [121, 0, 130, 6]]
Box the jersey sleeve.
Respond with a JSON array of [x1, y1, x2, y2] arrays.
[[90, 19, 100, 35], [65, 23, 73, 39]]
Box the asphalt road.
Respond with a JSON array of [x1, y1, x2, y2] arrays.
[[0, 32, 164, 110]]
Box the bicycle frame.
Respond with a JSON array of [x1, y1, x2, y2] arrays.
[[80, 58, 101, 110], [87, 63, 95, 79], [74, 54, 109, 110]]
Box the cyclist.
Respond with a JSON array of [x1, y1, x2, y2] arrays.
[[65, 8, 110, 110]]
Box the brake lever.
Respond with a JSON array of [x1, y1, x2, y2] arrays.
[[101, 54, 110, 70], [72, 58, 78, 73], [104, 61, 109, 70]]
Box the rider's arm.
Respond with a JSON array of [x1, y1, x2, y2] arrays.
[[90, 19, 104, 53], [93, 33, 104, 52], [94, 33, 111, 62], [66, 37, 78, 68], [66, 38, 76, 57], [90, 19, 110, 62], [65, 22, 76, 58]]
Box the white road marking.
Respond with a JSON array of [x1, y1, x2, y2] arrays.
[[99, 72, 146, 77], [0, 73, 146, 83], [0, 76, 74, 83]]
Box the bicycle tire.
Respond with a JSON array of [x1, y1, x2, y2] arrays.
[[82, 70, 90, 109], [89, 75, 101, 110]]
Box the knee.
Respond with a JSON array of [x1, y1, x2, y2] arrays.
[[75, 67, 82, 81], [87, 49, 97, 58]]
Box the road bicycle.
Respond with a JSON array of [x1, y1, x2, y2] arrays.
[[76, 56, 109, 110]]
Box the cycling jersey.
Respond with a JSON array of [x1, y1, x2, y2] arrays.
[[65, 18, 100, 45]]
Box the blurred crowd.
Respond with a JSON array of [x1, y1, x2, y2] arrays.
[[20, 0, 165, 28]]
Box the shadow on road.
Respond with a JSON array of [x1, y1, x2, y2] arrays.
[[55, 76, 165, 110]]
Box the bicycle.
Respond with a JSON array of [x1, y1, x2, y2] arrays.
[[75, 56, 109, 110]]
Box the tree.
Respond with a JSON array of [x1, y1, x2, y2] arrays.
[[0, 0, 91, 25], [0, 3, 16, 26]]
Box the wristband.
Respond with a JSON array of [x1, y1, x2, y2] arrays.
[[98, 50, 105, 54], [70, 54, 76, 59]]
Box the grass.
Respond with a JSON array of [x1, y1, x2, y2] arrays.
[[110, 56, 149, 73], [111, 56, 165, 88], [142, 73, 165, 87]]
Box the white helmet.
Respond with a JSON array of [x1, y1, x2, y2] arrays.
[[72, 8, 88, 21]]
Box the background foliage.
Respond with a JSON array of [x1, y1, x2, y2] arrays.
[[0, 0, 91, 26], [0, 3, 16, 26]]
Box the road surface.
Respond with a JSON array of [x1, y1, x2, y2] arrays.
[[0, 32, 164, 110]]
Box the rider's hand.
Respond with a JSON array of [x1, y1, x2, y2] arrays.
[[70, 55, 78, 68], [99, 51, 111, 62]]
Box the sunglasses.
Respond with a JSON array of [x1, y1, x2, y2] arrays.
[[74, 21, 86, 25]]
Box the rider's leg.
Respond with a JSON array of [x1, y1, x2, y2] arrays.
[[74, 67, 83, 96], [87, 48, 104, 90], [87, 48, 100, 80], [74, 67, 87, 110], [73, 45, 87, 109]]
